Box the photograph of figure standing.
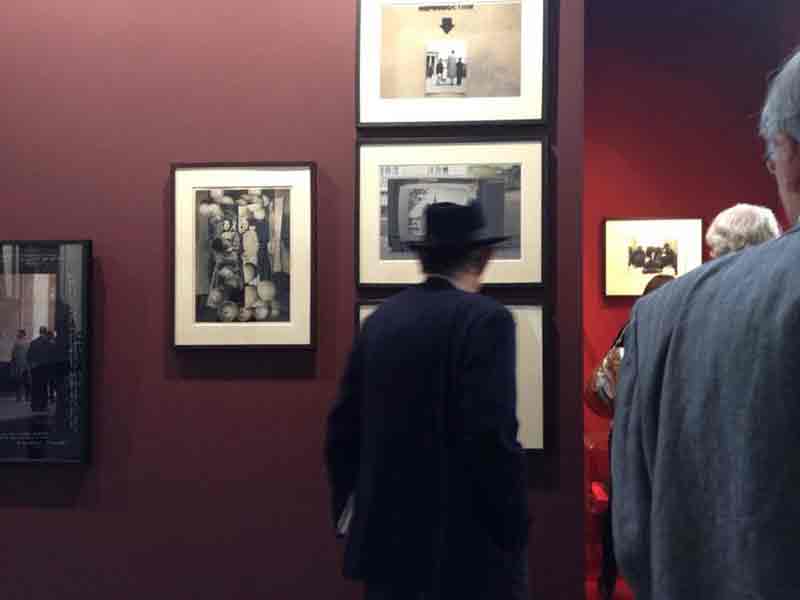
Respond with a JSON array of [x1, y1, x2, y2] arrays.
[[424, 41, 468, 96], [195, 188, 290, 323], [381, 1, 521, 99]]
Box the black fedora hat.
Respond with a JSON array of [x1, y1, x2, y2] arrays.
[[407, 201, 510, 249]]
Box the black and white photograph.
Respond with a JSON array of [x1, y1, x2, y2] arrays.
[[378, 163, 521, 260], [173, 163, 315, 348], [195, 188, 290, 324], [627, 239, 678, 275], [0, 241, 90, 463], [358, 0, 546, 125], [424, 40, 469, 96], [359, 139, 544, 287], [604, 219, 703, 296]]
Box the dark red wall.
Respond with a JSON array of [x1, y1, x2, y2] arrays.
[[0, 1, 584, 598], [583, 1, 799, 434]]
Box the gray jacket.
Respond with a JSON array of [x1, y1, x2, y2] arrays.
[[612, 224, 800, 599]]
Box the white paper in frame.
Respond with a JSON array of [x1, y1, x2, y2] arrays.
[[359, 140, 543, 286], [173, 165, 314, 347], [359, 0, 546, 125], [358, 303, 543, 449]]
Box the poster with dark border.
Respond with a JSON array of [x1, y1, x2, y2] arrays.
[[0, 241, 91, 463]]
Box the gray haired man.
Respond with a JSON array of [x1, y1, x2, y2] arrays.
[[705, 202, 781, 258], [612, 50, 800, 599]]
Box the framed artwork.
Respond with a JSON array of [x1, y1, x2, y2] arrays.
[[357, 0, 548, 126], [172, 162, 316, 349], [0, 241, 91, 463], [357, 301, 544, 449], [604, 218, 703, 297], [357, 137, 546, 288]]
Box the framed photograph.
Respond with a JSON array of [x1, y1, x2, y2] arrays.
[[357, 0, 548, 126], [0, 241, 91, 463], [358, 137, 546, 287], [604, 218, 703, 297], [172, 163, 316, 348], [357, 301, 543, 449]]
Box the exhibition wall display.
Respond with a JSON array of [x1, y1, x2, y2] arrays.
[[0, 241, 91, 463]]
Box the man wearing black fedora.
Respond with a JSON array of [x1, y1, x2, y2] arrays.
[[325, 202, 529, 600]]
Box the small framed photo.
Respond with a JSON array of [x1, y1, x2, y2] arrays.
[[357, 0, 548, 126], [357, 301, 544, 449], [172, 163, 316, 349], [604, 218, 703, 297], [357, 137, 547, 288], [0, 240, 91, 463]]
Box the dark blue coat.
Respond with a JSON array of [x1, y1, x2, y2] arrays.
[[612, 225, 800, 599], [325, 277, 529, 597]]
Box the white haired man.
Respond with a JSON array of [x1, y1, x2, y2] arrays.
[[612, 50, 800, 599], [705, 202, 781, 258]]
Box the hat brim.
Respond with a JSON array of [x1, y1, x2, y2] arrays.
[[406, 235, 511, 250]]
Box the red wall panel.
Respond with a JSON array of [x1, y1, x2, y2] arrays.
[[583, 1, 798, 435]]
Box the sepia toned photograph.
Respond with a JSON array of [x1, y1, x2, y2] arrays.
[[195, 187, 291, 325], [0, 241, 90, 463], [358, 0, 546, 125], [604, 219, 703, 296], [378, 163, 521, 260], [173, 163, 315, 348], [381, 2, 520, 99]]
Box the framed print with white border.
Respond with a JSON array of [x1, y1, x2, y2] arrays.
[[357, 301, 544, 449], [603, 218, 703, 297], [357, 0, 548, 126], [172, 162, 316, 349], [358, 137, 546, 288]]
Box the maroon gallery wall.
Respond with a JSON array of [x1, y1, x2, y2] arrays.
[[583, 1, 800, 435], [0, 1, 584, 598]]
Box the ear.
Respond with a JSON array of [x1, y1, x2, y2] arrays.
[[774, 132, 799, 159]]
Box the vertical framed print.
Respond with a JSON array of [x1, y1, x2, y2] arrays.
[[357, 301, 544, 449], [603, 218, 703, 297], [172, 162, 316, 349], [357, 137, 547, 288], [0, 240, 91, 463], [357, 0, 549, 126]]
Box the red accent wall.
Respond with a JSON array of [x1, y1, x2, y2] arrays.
[[0, 1, 584, 598], [583, 2, 799, 435]]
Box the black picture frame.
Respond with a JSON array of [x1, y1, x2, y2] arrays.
[[0, 240, 92, 464], [171, 162, 317, 350], [356, 0, 553, 128], [355, 135, 550, 291]]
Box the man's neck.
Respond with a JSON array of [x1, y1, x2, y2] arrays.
[[427, 273, 474, 293]]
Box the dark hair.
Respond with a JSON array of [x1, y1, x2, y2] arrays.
[[17, 329, 25, 337], [643, 274, 674, 296], [416, 245, 485, 277]]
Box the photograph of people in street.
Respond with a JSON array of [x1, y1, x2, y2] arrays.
[[0, 242, 88, 462], [195, 188, 290, 324], [424, 41, 469, 96]]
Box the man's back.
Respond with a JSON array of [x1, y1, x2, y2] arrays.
[[613, 226, 800, 599], [326, 277, 527, 596]]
